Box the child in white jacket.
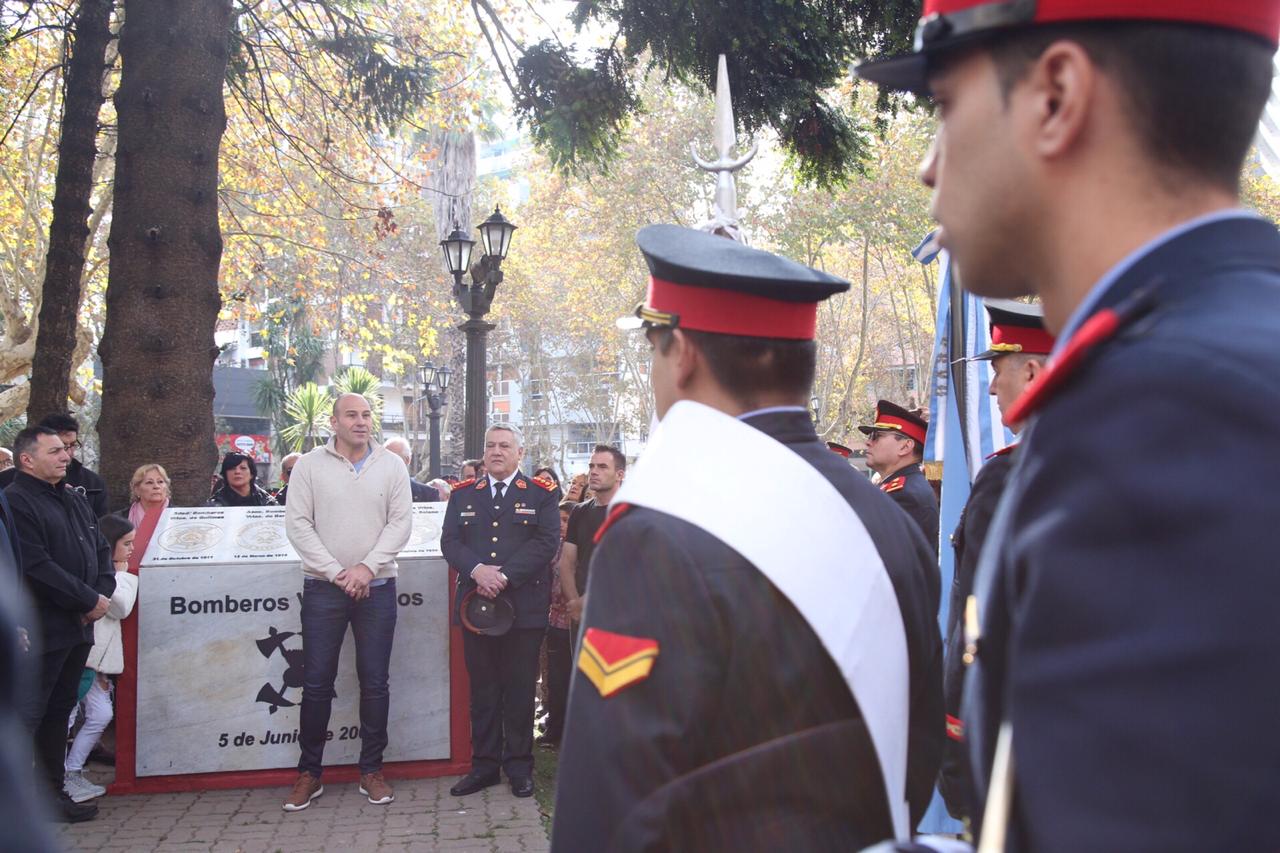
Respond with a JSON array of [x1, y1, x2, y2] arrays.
[[64, 515, 138, 804]]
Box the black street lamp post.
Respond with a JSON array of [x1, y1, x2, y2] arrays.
[[417, 362, 452, 479], [440, 207, 517, 459]]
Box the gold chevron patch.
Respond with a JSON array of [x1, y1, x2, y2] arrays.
[[577, 628, 659, 698]]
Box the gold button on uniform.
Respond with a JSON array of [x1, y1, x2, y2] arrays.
[[492, 521, 499, 527], [492, 536, 498, 542], [490, 552, 497, 558]]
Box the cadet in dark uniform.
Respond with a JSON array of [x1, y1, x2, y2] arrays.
[[860, 2, 1280, 849], [440, 423, 559, 800], [552, 225, 943, 851], [938, 300, 1052, 821], [859, 401, 939, 551]]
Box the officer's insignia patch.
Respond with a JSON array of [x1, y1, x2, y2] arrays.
[[578, 628, 659, 698], [515, 478, 528, 489], [474, 479, 487, 490], [532, 475, 557, 491], [880, 475, 905, 494], [946, 714, 964, 742]]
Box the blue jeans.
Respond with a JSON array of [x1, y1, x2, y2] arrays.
[[297, 577, 397, 776]]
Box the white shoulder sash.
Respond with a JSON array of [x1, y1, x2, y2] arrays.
[[611, 401, 911, 839]]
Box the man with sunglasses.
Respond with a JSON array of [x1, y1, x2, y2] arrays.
[[860, 401, 938, 553]]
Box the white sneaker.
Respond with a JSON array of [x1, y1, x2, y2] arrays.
[[63, 772, 106, 804]]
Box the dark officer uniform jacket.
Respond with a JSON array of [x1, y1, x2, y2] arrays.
[[938, 444, 1015, 819], [964, 215, 1280, 852], [552, 408, 943, 852], [878, 463, 938, 552], [441, 471, 560, 629], [6, 471, 115, 649], [860, 400, 939, 552]]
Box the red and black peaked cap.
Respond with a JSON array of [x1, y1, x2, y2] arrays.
[[856, 0, 1280, 94], [858, 400, 929, 446], [621, 225, 849, 341], [973, 298, 1055, 361]]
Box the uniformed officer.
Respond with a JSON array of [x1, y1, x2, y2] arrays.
[[552, 224, 943, 851], [859, 2, 1280, 850], [440, 423, 559, 800], [938, 300, 1052, 822], [859, 401, 939, 552]]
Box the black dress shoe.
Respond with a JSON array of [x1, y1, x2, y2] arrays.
[[52, 790, 98, 823], [510, 777, 534, 798], [449, 770, 500, 797]]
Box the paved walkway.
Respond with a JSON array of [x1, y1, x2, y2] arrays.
[[54, 776, 550, 853]]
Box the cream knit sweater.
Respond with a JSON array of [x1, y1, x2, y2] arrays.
[[285, 438, 413, 582]]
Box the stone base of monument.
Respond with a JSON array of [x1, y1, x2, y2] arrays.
[[110, 505, 472, 794]]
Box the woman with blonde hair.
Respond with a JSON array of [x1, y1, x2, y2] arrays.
[[128, 463, 170, 527]]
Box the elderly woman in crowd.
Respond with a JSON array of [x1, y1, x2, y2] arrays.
[[208, 452, 276, 507], [127, 463, 171, 527]]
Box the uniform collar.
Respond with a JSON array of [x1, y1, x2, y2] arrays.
[[1052, 209, 1263, 358], [879, 462, 921, 482]]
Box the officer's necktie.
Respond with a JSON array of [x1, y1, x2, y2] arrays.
[[493, 481, 505, 508]]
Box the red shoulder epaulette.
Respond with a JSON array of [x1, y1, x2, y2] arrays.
[[593, 502, 633, 544], [880, 476, 906, 494], [452, 477, 475, 491], [985, 443, 1018, 461], [531, 475, 557, 492]]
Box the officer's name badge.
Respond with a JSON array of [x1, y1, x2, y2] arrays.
[[578, 628, 659, 698], [461, 511, 476, 517], [515, 507, 536, 515]]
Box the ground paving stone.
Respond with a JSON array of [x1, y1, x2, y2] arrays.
[[54, 776, 549, 852]]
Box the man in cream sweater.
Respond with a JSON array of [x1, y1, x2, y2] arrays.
[[283, 393, 413, 812]]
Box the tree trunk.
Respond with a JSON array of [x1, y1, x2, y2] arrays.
[[27, 0, 114, 424], [98, 0, 231, 508]]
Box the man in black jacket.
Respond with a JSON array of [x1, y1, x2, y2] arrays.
[[0, 413, 108, 517], [859, 2, 1280, 848], [860, 400, 939, 553], [441, 423, 559, 800], [552, 225, 942, 851], [938, 300, 1052, 821], [7, 427, 114, 823]]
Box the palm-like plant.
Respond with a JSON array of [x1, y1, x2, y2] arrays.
[[280, 383, 334, 452], [331, 366, 384, 432]]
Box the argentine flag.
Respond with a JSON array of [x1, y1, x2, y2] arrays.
[[912, 231, 1013, 836]]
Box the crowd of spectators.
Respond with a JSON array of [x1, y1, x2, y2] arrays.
[[0, 412, 461, 824], [0, 404, 615, 825]]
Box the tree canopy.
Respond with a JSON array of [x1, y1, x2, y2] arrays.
[[475, 0, 921, 186]]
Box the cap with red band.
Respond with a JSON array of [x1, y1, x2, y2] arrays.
[[827, 441, 855, 458], [857, 0, 1280, 92], [973, 298, 1056, 361], [857, 400, 930, 446], [620, 225, 849, 341]]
